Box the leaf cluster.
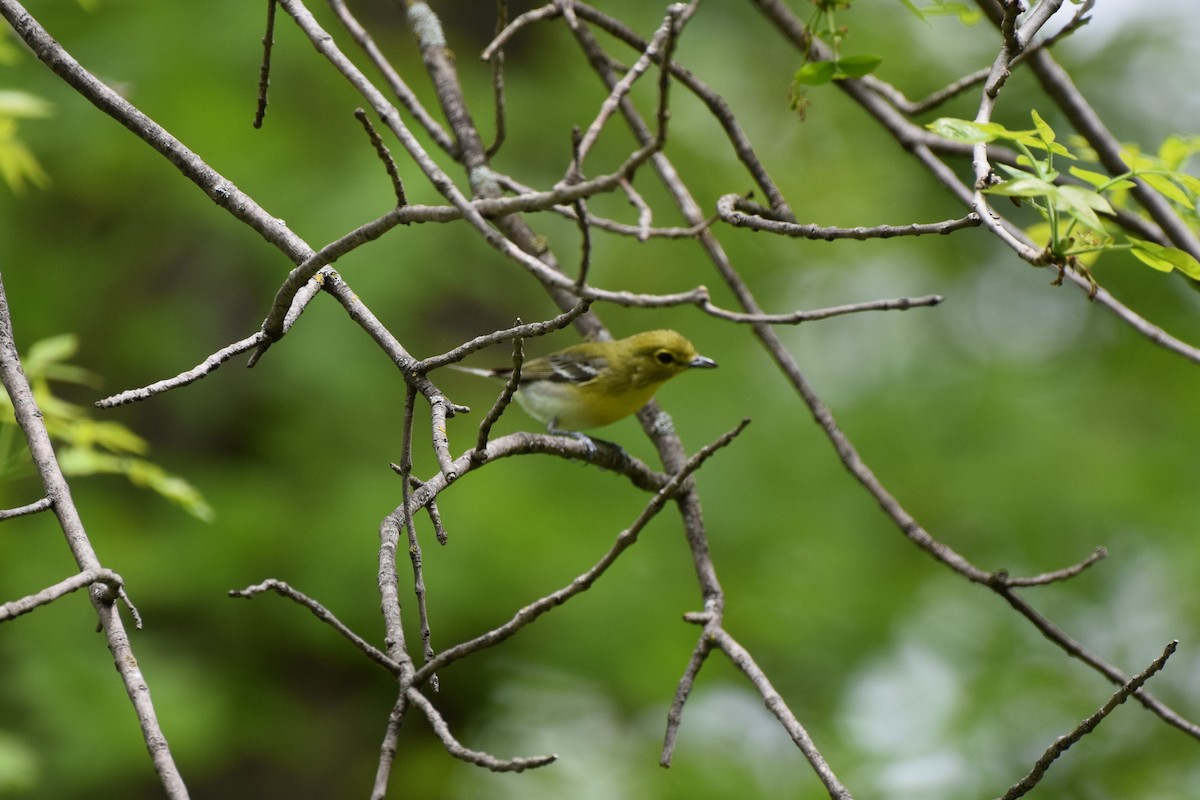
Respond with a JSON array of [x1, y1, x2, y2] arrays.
[[0, 334, 212, 520], [930, 111, 1200, 278]]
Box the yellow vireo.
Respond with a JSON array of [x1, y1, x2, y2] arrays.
[[453, 329, 717, 434]]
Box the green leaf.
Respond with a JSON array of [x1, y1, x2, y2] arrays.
[[927, 116, 1072, 157], [795, 59, 835, 87], [1068, 166, 1135, 192], [0, 333, 211, 521], [0, 29, 21, 66], [793, 61, 838, 87], [985, 174, 1057, 199], [1173, 172, 1200, 195], [57, 448, 214, 522], [834, 54, 883, 79], [1129, 240, 1200, 279], [998, 162, 1059, 183], [1052, 184, 1113, 233], [928, 117, 1007, 143], [920, 2, 982, 24], [1031, 109, 1056, 145], [0, 119, 50, 192], [0, 90, 53, 119], [23, 334, 98, 386], [69, 419, 149, 455], [1157, 134, 1200, 170], [1140, 172, 1194, 209], [24, 334, 79, 376]]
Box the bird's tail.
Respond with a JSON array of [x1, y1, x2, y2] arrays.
[[446, 364, 508, 379]]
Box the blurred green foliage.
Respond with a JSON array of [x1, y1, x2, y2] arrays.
[[1, 2, 1200, 799], [0, 333, 212, 520]]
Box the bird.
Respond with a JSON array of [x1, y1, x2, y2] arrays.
[[451, 329, 717, 439]]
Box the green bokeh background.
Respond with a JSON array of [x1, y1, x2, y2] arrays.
[[2, 1, 1199, 798]]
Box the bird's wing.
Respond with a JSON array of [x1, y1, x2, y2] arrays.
[[526, 350, 608, 384]]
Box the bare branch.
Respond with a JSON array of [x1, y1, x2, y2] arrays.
[[660, 630, 713, 767], [485, 0, 510, 159], [355, 107, 408, 206], [569, 2, 687, 176], [1, 567, 124, 622], [378, 509, 410, 669], [996, 547, 1108, 588], [482, 3, 560, 61], [1, 0, 312, 261], [471, 333, 523, 462], [371, 693, 410, 800], [699, 293, 945, 325], [0, 269, 187, 797], [711, 627, 852, 799], [253, 0, 277, 128], [418, 301, 589, 372], [327, 0, 457, 156], [998, 640, 1179, 800], [229, 579, 399, 673], [495, 173, 713, 239], [863, 0, 1094, 116], [571, 1, 793, 216], [407, 687, 557, 771], [96, 330, 267, 408], [717, 194, 982, 240], [413, 419, 749, 685], [995, 587, 1200, 740], [399, 385, 439, 689], [0, 496, 52, 520]]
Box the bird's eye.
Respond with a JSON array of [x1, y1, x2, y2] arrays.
[[655, 350, 676, 365]]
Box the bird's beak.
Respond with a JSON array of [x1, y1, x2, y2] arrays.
[[690, 354, 718, 369]]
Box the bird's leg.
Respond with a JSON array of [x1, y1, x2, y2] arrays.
[[546, 418, 598, 459]]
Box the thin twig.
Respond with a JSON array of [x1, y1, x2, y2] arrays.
[[96, 331, 266, 408], [494, 174, 713, 239], [413, 419, 749, 685], [996, 547, 1107, 588], [418, 301, 589, 372], [619, 177, 653, 240], [995, 586, 1200, 739], [400, 384, 439, 690], [327, 0, 457, 156], [660, 630, 713, 766], [405, 475, 449, 545], [568, 1, 685, 177], [0, 496, 52, 520], [471, 334, 523, 462], [700, 294, 945, 324], [863, 0, 1095, 116], [485, 0, 509, 159], [570, 148, 594, 288], [570, 1, 793, 217], [253, 0, 277, 128], [355, 107, 407, 206], [229, 579, 399, 672], [371, 693, 410, 800], [482, 3, 560, 61], [710, 627, 853, 799], [407, 687, 557, 771], [0, 567, 124, 622], [717, 194, 982, 240], [998, 640, 1179, 800]]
